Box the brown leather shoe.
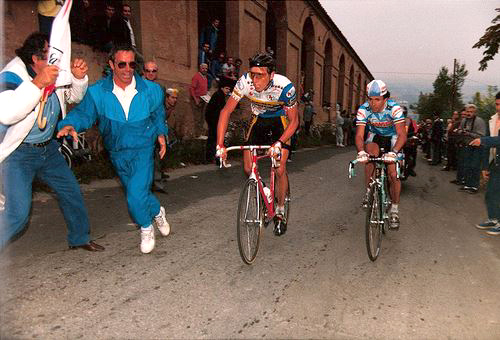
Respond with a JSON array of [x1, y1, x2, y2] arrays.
[[69, 240, 105, 251]]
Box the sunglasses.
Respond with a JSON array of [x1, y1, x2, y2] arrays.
[[116, 61, 137, 69], [145, 69, 158, 73]]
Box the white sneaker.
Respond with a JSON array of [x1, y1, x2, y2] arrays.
[[140, 226, 155, 254], [154, 206, 170, 236]]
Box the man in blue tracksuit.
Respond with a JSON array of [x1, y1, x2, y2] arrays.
[[57, 44, 170, 254]]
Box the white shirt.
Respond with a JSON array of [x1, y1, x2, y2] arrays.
[[112, 76, 137, 120]]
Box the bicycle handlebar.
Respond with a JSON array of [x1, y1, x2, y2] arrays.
[[348, 156, 403, 179], [220, 145, 274, 168]]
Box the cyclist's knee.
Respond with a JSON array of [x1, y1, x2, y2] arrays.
[[275, 164, 287, 177]]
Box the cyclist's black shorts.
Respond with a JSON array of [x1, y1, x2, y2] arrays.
[[371, 134, 392, 153], [245, 115, 291, 150]]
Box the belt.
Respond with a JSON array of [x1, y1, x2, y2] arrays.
[[23, 139, 52, 147]]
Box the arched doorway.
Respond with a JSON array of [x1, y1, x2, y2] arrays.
[[301, 17, 315, 98], [323, 39, 333, 115], [197, 1, 226, 55], [348, 65, 354, 113], [337, 54, 345, 110], [266, 0, 287, 74]]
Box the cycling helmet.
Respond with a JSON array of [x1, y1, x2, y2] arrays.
[[249, 52, 276, 73], [366, 80, 388, 97]]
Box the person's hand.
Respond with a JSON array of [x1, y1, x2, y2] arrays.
[[57, 125, 78, 140], [382, 151, 398, 163], [216, 144, 227, 162], [158, 135, 166, 159], [268, 141, 282, 160], [469, 138, 481, 147], [32, 65, 59, 89], [482, 170, 490, 181], [356, 150, 369, 163], [194, 98, 200, 106], [71, 58, 88, 79]]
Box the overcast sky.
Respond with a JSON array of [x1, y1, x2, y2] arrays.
[[319, 0, 500, 101]]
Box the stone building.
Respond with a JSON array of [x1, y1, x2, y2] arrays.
[[2, 0, 372, 138]]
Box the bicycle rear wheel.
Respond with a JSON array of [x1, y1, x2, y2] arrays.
[[365, 183, 383, 261], [237, 179, 264, 264]]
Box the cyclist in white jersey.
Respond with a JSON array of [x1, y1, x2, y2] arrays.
[[216, 53, 299, 236], [355, 80, 407, 229]]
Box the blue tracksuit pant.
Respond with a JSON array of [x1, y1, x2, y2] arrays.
[[110, 147, 160, 228]]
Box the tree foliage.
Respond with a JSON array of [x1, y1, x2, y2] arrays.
[[472, 85, 499, 120], [473, 8, 500, 71], [416, 63, 468, 119]]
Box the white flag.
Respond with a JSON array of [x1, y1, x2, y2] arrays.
[[48, 0, 73, 87]]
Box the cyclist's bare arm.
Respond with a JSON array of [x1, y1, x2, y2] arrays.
[[355, 124, 366, 152], [392, 122, 407, 152], [279, 104, 299, 143], [216, 96, 239, 147]]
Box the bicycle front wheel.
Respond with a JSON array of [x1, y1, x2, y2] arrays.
[[365, 183, 383, 261], [237, 179, 264, 264]]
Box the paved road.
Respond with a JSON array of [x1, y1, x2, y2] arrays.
[[1, 146, 500, 339]]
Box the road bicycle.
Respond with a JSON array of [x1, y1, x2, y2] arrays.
[[222, 145, 291, 265], [349, 154, 401, 261], [58, 132, 92, 169]]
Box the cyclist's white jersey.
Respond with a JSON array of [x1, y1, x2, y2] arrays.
[[231, 73, 297, 118]]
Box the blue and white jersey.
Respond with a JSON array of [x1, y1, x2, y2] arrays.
[[231, 73, 297, 118], [356, 99, 404, 139]]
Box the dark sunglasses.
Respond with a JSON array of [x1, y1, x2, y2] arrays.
[[145, 69, 158, 73], [116, 61, 137, 69]]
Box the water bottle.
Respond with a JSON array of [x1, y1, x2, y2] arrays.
[[263, 186, 272, 204]]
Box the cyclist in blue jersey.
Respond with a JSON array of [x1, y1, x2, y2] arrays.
[[355, 80, 407, 229], [216, 53, 299, 236]]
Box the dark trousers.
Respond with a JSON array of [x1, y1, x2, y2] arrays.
[[456, 147, 466, 183], [486, 163, 500, 220], [205, 122, 217, 163], [464, 146, 482, 188], [304, 121, 311, 136], [404, 146, 417, 171], [431, 140, 441, 164], [447, 141, 458, 169]]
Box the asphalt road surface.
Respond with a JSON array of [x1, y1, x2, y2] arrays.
[[1, 146, 500, 339]]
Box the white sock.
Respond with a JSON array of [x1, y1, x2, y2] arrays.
[[391, 204, 399, 213], [276, 205, 285, 214], [141, 225, 153, 231]]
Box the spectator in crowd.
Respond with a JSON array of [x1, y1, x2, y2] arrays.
[[70, 0, 95, 44], [57, 44, 170, 254], [222, 57, 236, 80], [37, 0, 62, 36], [91, 2, 116, 52], [143, 61, 159, 82], [451, 108, 468, 184], [166, 88, 178, 119], [234, 58, 242, 79], [403, 106, 418, 176], [200, 18, 220, 54], [429, 113, 444, 165], [190, 63, 209, 136], [419, 118, 432, 160], [303, 98, 315, 136], [0, 32, 104, 251], [343, 110, 353, 146], [198, 43, 211, 66], [143, 60, 167, 194], [473, 92, 500, 234], [442, 110, 461, 171], [336, 110, 345, 147], [120, 4, 136, 47], [457, 104, 486, 194], [210, 52, 225, 81], [205, 77, 234, 165]]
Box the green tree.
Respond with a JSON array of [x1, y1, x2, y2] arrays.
[[473, 8, 500, 71], [472, 85, 498, 120]]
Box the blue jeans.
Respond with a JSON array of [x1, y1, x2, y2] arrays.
[[0, 140, 91, 248]]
